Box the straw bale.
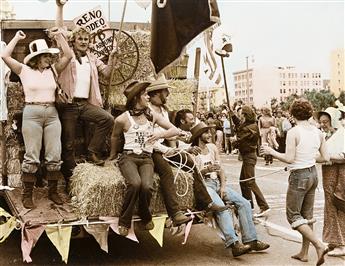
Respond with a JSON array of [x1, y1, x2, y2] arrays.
[[70, 162, 195, 217]]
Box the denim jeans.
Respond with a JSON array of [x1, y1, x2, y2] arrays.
[[21, 105, 62, 173], [58, 101, 114, 178], [286, 165, 318, 229], [205, 178, 257, 247], [240, 152, 269, 210], [118, 153, 154, 228]]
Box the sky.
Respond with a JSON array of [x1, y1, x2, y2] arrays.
[[6, 0, 345, 93]]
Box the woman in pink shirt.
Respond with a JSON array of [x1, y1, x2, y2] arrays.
[[1, 30, 72, 209]]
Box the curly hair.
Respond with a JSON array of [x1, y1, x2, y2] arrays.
[[290, 99, 314, 121], [26, 53, 55, 70], [69, 27, 90, 43]]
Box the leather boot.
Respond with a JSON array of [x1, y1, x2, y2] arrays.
[[22, 181, 35, 209], [48, 180, 63, 205], [230, 241, 251, 257], [172, 211, 192, 226], [87, 152, 105, 166]]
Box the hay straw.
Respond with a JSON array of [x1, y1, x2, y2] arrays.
[[70, 162, 195, 218]]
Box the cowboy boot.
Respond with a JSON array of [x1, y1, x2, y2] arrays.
[[22, 181, 36, 209], [47, 171, 64, 205]]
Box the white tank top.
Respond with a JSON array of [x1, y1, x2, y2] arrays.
[[289, 125, 321, 170], [74, 56, 91, 98], [123, 111, 154, 154], [195, 144, 218, 179]]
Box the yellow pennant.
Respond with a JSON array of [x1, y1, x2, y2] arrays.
[[149, 215, 168, 247], [45, 226, 72, 264], [0, 207, 17, 243]]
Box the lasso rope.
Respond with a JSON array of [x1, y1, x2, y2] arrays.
[[162, 149, 196, 197]]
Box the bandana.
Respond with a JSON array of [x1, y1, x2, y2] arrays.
[[129, 108, 153, 121]]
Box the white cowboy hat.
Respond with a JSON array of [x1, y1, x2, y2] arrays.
[[23, 39, 60, 65], [146, 74, 175, 93]]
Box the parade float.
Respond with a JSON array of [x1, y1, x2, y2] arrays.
[[0, 0, 228, 263]]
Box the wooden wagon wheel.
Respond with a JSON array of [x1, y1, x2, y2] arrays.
[[90, 28, 140, 86]]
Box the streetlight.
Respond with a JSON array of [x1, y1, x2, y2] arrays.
[[215, 39, 233, 110]]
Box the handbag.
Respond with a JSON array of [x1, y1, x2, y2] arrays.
[[50, 65, 69, 105]]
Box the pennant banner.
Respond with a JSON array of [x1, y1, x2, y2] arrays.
[[149, 215, 168, 247], [182, 210, 195, 245], [21, 223, 46, 263], [0, 207, 17, 243], [45, 226, 72, 264], [150, 0, 220, 74], [83, 224, 109, 253]]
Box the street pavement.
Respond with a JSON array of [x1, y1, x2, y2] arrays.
[[0, 154, 344, 265]]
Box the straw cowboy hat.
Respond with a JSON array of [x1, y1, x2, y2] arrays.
[[146, 74, 175, 93], [190, 122, 215, 144], [124, 81, 151, 108], [23, 39, 60, 65]]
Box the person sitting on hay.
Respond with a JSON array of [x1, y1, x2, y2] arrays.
[[190, 122, 270, 257], [147, 75, 228, 214], [1, 30, 72, 209], [108, 81, 181, 236]]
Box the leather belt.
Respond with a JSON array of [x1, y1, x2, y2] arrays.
[[72, 97, 88, 103], [123, 150, 152, 156], [26, 102, 55, 106]]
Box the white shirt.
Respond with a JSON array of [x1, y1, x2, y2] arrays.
[[74, 56, 91, 98]]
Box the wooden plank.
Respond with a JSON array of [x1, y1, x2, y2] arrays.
[[4, 187, 79, 225]]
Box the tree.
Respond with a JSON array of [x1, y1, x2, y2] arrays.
[[304, 89, 336, 111], [338, 91, 345, 105]]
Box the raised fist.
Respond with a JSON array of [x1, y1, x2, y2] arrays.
[[16, 30, 26, 40]]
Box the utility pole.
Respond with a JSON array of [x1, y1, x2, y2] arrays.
[[246, 56, 250, 105], [193, 48, 201, 116]]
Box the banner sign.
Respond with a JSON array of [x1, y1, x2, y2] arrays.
[[72, 6, 114, 59]]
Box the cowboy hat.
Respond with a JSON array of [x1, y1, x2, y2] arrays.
[[146, 74, 175, 93], [124, 81, 151, 108], [23, 39, 60, 65], [190, 122, 215, 144]]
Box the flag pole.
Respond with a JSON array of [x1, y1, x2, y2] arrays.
[[193, 47, 201, 116], [105, 0, 128, 110]]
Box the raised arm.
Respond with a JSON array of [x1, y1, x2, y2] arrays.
[[1, 31, 26, 75], [52, 31, 73, 74], [55, 0, 65, 28]]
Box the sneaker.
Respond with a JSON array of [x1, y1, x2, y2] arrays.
[[245, 240, 270, 251], [172, 212, 192, 226], [230, 241, 251, 257], [118, 225, 129, 236], [254, 208, 271, 218]]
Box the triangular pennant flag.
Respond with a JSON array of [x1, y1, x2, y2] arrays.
[[0, 207, 17, 243], [182, 210, 195, 245], [45, 226, 72, 264], [101, 217, 139, 243], [149, 215, 168, 247], [83, 224, 109, 253], [21, 223, 46, 263]]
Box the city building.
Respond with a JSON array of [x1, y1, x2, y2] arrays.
[[330, 49, 344, 97], [0, 0, 15, 20], [233, 66, 323, 107], [197, 86, 227, 112]]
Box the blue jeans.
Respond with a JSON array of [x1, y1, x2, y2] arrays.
[[286, 166, 318, 229], [205, 178, 257, 247], [22, 104, 62, 173]]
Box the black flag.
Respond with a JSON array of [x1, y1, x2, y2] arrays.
[[150, 0, 220, 74]]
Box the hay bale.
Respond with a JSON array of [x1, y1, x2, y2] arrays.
[[70, 162, 195, 217]]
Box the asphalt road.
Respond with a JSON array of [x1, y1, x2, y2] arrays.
[[1, 155, 344, 265]]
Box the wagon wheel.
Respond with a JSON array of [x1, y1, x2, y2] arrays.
[[90, 28, 139, 86]]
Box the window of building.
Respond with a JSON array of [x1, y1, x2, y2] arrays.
[[280, 89, 282, 93], [283, 89, 286, 93]]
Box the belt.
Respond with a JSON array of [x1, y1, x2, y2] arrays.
[[72, 97, 88, 103], [26, 102, 55, 106], [123, 150, 152, 156], [290, 165, 315, 173]]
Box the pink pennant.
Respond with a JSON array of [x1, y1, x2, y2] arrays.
[[100, 217, 138, 243], [182, 210, 194, 245], [20, 222, 46, 263]]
